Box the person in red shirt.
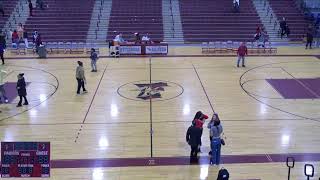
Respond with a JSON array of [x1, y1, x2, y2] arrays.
[[11, 30, 19, 44], [237, 42, 248, 67]]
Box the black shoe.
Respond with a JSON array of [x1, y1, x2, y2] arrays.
[[16, 104, 22, 107], [242, 65, 246, 67], [91, 70, 94, 72], [237, 65, 239, 67], [23, 102, 28, 105]]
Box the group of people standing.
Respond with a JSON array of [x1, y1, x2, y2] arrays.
[[186, 111, 224, 165]]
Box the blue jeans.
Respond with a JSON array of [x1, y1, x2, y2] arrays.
[[237, 56, 245, 66], [210, 138, 221, 165], [91, 60, 97, 71]]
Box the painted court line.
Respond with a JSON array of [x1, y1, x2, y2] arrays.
[[3, 152, 313, 169]]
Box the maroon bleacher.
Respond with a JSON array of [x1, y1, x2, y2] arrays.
[[268, 0, 310, 41], [24, 0, 95, 42], [0, 0, 19, 30], [179, 0, 263, 42], [106, 0, 163, 42]]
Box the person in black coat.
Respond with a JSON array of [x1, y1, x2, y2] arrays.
[[306, 29, 314, 49], [16, 73, 28, 107], [186, 122, 202, 162], [28, 0, 33, 16], [0, 34, 6, 65]]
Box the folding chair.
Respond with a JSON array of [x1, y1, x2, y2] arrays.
[[18, 43, 26, 55], [201, 42, 209, 54], [226, 41, 233, 54], [110, 46, 119, 57]]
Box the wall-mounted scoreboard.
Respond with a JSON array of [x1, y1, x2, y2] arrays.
[[1, 142, 50, 178]]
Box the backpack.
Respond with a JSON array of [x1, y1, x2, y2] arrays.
[[217, 168, 229, 180]]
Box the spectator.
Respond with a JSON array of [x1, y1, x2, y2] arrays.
[[0, 67, 9, 103], [36, 0, 44, 10], [16, 73, 28, 107], [233, 0, 240, 12], [11, 30, 19, 44], [142, 33, 150, 42], [210, 118, 223, 165], [28, 0, 33, 16], [186, 122, 202, 163], [236, 42, 248, 67], [258, 29, 268, 47], [217, 167, 230, 180], [280, 17, 287, 39], [35, 33, 42, 51], [305, 29, 314, 49], [285, 25, 290, 38], [114, 33, 125, 44], [23, 28, 29, 48], [0, 34, 5, 65], [76, 61, 87, 94], [134, 32, 141, 44], [0, 0, 4, 17], [17, 23, 24, 41], [90, 48, 98, 72], [254, 26, 261, 40]]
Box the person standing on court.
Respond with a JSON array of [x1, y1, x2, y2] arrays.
[[237, 42, 247, 67], [90, 48, 98, 72], [186, 121, 202, 163], [305, 28, 314, 49], [16, 73, 28, 107], [210, 118, 223, 165], [192, 111, 208, 152], [76, 61, 87, 94]]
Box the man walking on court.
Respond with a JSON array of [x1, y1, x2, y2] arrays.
[[237, 42, 248, 67], [16, 73, 28, 107], [186, 122, 202, 163], [76, 61, 87, 94], [90, 48, 98, 72]]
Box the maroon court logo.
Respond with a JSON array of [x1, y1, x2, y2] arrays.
[[117, 80, 184, 101]]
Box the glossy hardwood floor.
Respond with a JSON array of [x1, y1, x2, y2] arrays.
[[0, 51, 319, 179]]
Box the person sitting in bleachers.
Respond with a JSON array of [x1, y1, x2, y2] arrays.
[[11, 30, 19, 44], [36, 0, 45, 10], [0, 1, 5, 17], [142, 34, 150, 42], [233, 0, 240, 12], [17, 23, 24, 41], [134, 32, 141, 44], [113, 33, 125, 44]]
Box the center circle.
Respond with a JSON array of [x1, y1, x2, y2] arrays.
[[117, 80, 184, 102]]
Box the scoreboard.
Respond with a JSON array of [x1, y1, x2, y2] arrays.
[[1, 142, 50, 178]]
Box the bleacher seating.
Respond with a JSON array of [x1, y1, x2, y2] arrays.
[[106, 0, 163, 42], [179, 0, 263, 43], [24, 0, 95, 42], [0, 0, 19, 30], [268, 0, 310, 41]]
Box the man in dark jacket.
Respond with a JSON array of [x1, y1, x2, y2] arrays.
[[16, 73, 28, 107], [186, 123, 202, 162], [0, 1, 5, 17], [280, 17, 287, 39], [306, 29, 314, 49], [28, 0, 33, 16]]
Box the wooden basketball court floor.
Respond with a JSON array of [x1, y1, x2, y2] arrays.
[[0, 50, 320, 179]]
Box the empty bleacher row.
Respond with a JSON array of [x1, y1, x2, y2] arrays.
[[106, 0, 163, 42], [179, 0, 263, 43], [0, 0, 19, 29], [23, 0, 95, 42]]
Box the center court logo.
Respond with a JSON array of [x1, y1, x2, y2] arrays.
[[117, 80, 184, 101]]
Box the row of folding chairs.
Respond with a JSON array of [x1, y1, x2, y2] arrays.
[[201, 41, 277, 54], [10, 42, 100, 55]]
